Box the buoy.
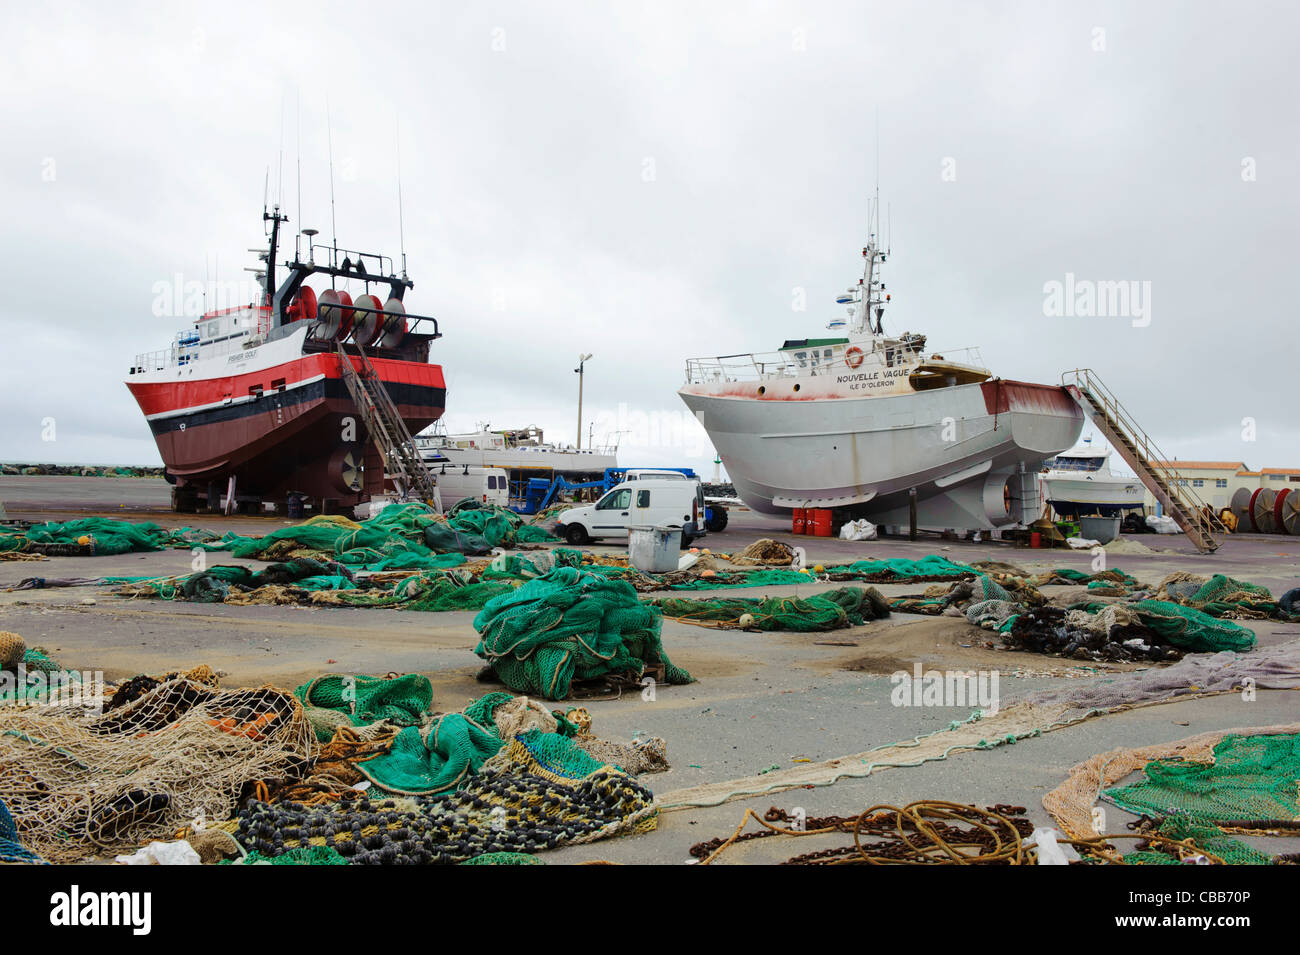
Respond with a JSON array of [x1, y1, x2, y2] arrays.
[[813, 564, 824, 573], [738, 613, 755, 628], [76, 535, 92, 546], [378, 297, 407, 348]]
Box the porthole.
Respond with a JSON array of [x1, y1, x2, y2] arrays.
[[757, 386, 766, 395], [793, 383, 801, 392]]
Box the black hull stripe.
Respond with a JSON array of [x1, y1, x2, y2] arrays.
[[148, 379, 446, 436]]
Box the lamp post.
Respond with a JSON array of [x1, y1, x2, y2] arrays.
[[575, 353, 592, 448]]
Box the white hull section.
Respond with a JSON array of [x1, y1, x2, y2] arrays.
[[421, 446, 616, 475], [680, 380, 1083, 531], [1041, 475, 1145, 513]]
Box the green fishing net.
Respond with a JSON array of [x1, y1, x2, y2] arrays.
[[1106, 733, 1300, 824], [1106, 733, 1300, 865], [295, 673, 434, 727], [473, 567, 693, 699], [0, 518, 221, 556], [653, 586, 891, 631], [1124, 600, 1257, 652]]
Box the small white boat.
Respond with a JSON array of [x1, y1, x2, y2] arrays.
[[414, 425, 617, 476], [1039, 444, 1145, 519]]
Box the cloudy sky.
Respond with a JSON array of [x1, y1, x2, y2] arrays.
[[2, 0, 1295, 475]]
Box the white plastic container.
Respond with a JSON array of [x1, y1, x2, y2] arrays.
[[628, 525, 679, 573]]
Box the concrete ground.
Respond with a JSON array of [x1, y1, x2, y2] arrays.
[[3, 475, 1299, 864]]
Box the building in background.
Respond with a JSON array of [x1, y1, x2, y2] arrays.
[[1143, 461, 1300, 512]]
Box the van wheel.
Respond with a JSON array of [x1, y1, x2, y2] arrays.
[[680, 530, 691, 549], [564, 523, 588, 545], [705, 507, 728, 532]]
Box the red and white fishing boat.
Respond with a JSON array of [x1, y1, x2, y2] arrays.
[[126, 207, 447, 513]]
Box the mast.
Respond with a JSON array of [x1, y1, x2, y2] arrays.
[[263, 204, 286, 311]]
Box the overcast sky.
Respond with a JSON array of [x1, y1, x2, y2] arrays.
[[2, 0, 1295, 476]]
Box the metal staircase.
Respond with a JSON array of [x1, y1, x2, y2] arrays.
[[335, 341, 441, 509], [1062, 369, 1219, 554]]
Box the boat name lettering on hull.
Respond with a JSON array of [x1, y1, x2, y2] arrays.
[[836, 369, 910, 392], [229, 350, 256, 364]]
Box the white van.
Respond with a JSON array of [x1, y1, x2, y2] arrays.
[[557, 478, 705, 547], [431, 465, 509, 509]]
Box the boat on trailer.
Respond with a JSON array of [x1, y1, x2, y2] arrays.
[[679, 205, 1084, 534]]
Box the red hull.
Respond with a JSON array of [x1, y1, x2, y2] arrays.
[[126, 353, 445, 509]]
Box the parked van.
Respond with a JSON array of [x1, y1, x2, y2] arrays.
[[557, 478, 704, 547], [431, 464, 509, 509]]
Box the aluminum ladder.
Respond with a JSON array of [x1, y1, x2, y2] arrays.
[[335, 340, 441, 509], [1062, 369, 1219, 554]]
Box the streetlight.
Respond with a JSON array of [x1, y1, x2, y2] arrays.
[[574, 353, 592, 449]]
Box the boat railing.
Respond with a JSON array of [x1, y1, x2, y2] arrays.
[[298, 241, 396, 278], [685, 343, 986, 383], [130, 331, 264, 373]]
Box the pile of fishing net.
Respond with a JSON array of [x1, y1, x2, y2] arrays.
[[824, 555, 977, 582], [473, 566, 694, 699], [445, 500, 559, 548], [1105, 733, 1300, 864], [234, 685, 663, 863], [111, 560, 518, 613], [234, 742, 657, 864], [288, 679, 668, 796], [730, 538, 796, 566], [651, 586, 891, 632], [0, 677, 313, 862], [0, 637, 93, 706], [0, 517, 222, 557], [1154, 572, 1297, 621], [225, 506, 484, 565], [1044, 726, 1300, 865], [887, 565, 1259, 659], [112, 557, 366, 603]]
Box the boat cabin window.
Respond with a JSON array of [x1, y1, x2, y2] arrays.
[[597, 489, 631, 510], [1049, 455, 1104, 472]]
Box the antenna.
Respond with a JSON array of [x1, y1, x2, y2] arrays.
[[277, 92, 285, 209], [262, 167, 269, 216], [326, 97, 338, 259], [395, 115, 407, 277], [295, 88, 302, 257]]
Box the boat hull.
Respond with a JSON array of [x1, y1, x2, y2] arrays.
[[1041, 475, 1145, 519], [678, 379, 1083, 530], [126, 333, 445, 507]]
